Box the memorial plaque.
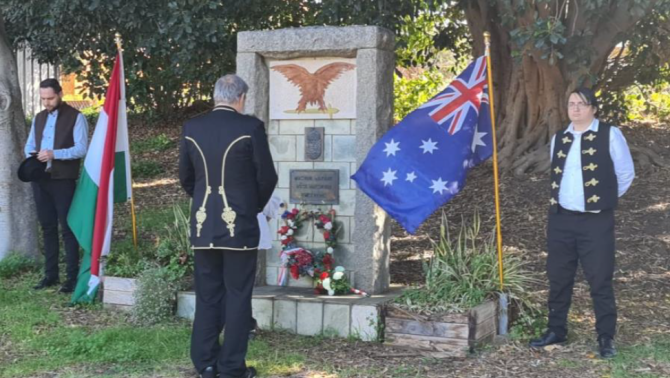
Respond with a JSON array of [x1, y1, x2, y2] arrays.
[[289, 169, 339, 204], [304, 127, 325, 161]]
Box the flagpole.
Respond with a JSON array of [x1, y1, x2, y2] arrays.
[[484, 32, 508, 335], [115, 33, 139, 250], [483, 32, 504, 291]]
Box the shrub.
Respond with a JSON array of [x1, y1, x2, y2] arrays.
[[155, 205, 193, 288], [0, 252, 39, 279], [105, 204, 192, 288], [395, 212, 538, 315], [131, 267, 177, 326], [104, 239, 147, 278]]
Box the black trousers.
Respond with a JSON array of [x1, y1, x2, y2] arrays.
[[191, 248, 257, 377], [546, 207, 617, 340], [31, 178, 79, 283]]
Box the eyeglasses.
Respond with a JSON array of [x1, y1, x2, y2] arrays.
[[568, 102, 591, 109]]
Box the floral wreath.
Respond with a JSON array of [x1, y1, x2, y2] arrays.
[[277, 207, 368, 296]]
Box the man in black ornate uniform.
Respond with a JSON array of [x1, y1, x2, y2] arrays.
[[179, 74, 277, 378]]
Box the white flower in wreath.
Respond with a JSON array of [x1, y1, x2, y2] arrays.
[[324, 222, 333, 230], [280, 235, 287, 241], [287, 229, 294, 236], [322, 278, 335, 296], [326, 247, 334, 254], [334, 266, 345, 273], [333, 271, 344, 281], [287, 220, 295, 227]]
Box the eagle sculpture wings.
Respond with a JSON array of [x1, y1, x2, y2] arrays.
[[272, 62, 356, 112]]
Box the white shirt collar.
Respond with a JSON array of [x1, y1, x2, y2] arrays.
[[565, 118, 599, 134]]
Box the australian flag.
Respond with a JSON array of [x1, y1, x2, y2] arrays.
[[351, 56, 493, 234]]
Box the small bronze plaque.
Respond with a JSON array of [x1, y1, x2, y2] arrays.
[[289, 169, 339, 205], [304, 127, 325, 162]]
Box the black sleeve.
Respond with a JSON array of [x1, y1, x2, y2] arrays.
[[178, 125, 195, 197], [251, 121, 278, 211]]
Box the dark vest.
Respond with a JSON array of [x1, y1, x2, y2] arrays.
[[34, 103, 81, 180], [550, 123, 618, 213]]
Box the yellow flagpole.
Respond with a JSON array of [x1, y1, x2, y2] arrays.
[[115, 33, 139, 250], [483, 32, 505, 292]]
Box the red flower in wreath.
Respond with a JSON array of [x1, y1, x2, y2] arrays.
[[323, 231, 330, 240], [322, 254, 333, 271], [320, 271, 329, 280], [290, 265, 300, 280], [278, 226, 289, 234]]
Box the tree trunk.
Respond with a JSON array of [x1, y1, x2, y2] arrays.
[[0, 17, 38, 260], [463, 0, 667, 176]]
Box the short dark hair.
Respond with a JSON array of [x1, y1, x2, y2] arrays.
[[39, 78, 62, 94], [570, 87, 598, 110]]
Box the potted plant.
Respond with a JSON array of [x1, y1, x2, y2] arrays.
[[103, 204, 193, 311], [386, 213, 537, 358]]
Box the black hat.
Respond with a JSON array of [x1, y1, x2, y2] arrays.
[[17, 156, 48, 182]]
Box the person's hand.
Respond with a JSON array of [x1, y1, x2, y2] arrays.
[[37, 150, 54, 162]]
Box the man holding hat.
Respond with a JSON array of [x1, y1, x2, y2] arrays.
[[22, 78, 89, 293]]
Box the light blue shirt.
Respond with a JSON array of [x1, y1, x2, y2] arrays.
[[24, 109, 89, 163], [550, 119, 635, 212]]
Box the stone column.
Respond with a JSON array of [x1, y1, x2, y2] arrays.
[[236, 26, 394, 294]]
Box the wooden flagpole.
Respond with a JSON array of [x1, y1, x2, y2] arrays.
[[484, 32, 508, 335], [483, 32, 504, 292], [115, 33, 138, 250]]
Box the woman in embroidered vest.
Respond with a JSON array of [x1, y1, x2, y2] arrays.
[[529, 87, 635, 358], [179, 74, 277, 378], [25, 78, 89, 294]]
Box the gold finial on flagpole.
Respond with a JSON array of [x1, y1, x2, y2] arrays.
[[114, 33, 123, 52], [483, 32, 491, 55]]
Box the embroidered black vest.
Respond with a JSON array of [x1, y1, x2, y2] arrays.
[[549, 123, 618, 213]]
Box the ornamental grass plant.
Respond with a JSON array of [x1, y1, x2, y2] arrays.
[[395, 212, 538, 316]]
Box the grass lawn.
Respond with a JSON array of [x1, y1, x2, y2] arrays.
[[2, 270, 670, 377], [0, 272, 306, 378]]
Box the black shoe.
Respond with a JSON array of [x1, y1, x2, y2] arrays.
[[222, 367, 256, 378], [598, 337, 616, 359], [200, 366, 217, 378], [59, 280, 76, 294], [529, 331, 567, 348], [34, 278, 59, 290]]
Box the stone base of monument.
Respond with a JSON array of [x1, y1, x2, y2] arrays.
[[384, 301, 497, 358], [102, 276, 137, 312], [176, 285, 404, 342]]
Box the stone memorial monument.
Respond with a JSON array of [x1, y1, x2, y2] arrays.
[[237, 26, 394, 294]]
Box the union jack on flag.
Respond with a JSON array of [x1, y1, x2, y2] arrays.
[[419, 57, 488, 135], [351, 56, 493, 234]]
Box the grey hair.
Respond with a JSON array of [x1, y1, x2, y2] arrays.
[[213, 74, 249, 104]]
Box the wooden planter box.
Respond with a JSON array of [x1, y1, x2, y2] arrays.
[[103, 276, 137, 311], [384, 300, 497, 358]]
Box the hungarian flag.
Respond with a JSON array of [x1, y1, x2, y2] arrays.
[[68, 51, 132, 304]]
